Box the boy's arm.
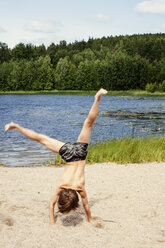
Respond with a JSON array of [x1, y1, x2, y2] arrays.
[[79, 189, 92, 222], [49, 187, 61, 225]]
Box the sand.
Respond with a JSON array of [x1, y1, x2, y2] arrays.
[[0, 162, 165, 248]]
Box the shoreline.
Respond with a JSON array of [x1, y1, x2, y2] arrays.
[[2, 135, 165, 166], [1, 89, 165, 96], [1, 161, 165, 167]]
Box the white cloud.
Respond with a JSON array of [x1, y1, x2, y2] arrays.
[[89, 13, 110, 22], [25, 20, 61, 33], [136, 0, 165, 14], [0, 26, 6, 32]]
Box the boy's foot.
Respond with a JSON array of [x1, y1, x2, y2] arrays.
[[95, 88, 108, 100], [5, 122, 18, 131]]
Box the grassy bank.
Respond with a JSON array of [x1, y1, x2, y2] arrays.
[[87, 136, 165, 164], [50, 136, 165, 165], [0, 90, 95, 95], [1, 90, 165, 96]]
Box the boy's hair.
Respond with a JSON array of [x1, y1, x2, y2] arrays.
[[57, 188, 79, 214]]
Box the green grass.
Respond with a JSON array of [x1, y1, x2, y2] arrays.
[[106, 90, 165, 97], [1, 89, 165, 96], [0, 90, 98, 95], [49, 154, 66, 166], [86, 136, 165, 164]]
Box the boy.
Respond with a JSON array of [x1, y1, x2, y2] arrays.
[[5, 88, 107, 225]]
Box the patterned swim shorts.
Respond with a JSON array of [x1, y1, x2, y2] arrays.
[[59, 142, 88, 162]]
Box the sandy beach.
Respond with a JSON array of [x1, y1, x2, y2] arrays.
[[0, 162, 165, 248]]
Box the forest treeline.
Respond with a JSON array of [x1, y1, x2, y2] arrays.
[[0, 33, 165, 91]]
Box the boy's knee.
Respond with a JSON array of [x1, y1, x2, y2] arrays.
[[39, 134, 48, 145], [85, 118, 94, 128]]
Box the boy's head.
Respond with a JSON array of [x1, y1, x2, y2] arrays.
[[57, 188, 79, 214]]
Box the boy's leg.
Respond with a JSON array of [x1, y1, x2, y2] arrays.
[[77, 89, 107, 143], [5, 122, 65, 153]]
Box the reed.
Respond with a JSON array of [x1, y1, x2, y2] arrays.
[[86, 136, 165, 164], [49, 154, 66, 166]]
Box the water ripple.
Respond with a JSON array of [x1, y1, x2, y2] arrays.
[[1, 95, 165, 166]]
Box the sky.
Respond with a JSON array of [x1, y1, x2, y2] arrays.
[[0, 0, 165, 48]]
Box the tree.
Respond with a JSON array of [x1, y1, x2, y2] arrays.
[[11, 43, 36, 60], [158, 58, 165, 83], [7, 60, 27, 90], [32, 56, 54, 90], [76, 60, 96, 90], [0, 61, 13, 90], [22, 60, 36, 90], [72, 53, 84, 67], [0, 42, 11, 63], [55, 57, 70, 89], [81, 48, 96, 61], [35, 44, 47, 58]]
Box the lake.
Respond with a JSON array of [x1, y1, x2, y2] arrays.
[[1, 94, 165, 166]]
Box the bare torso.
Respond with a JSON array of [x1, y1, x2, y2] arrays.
[[59, 160, 86, 191]]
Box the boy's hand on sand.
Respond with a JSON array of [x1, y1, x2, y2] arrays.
[[89, 216, 104, 229], [90, 216, 100, 222], [50, 222, 55, 226]]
